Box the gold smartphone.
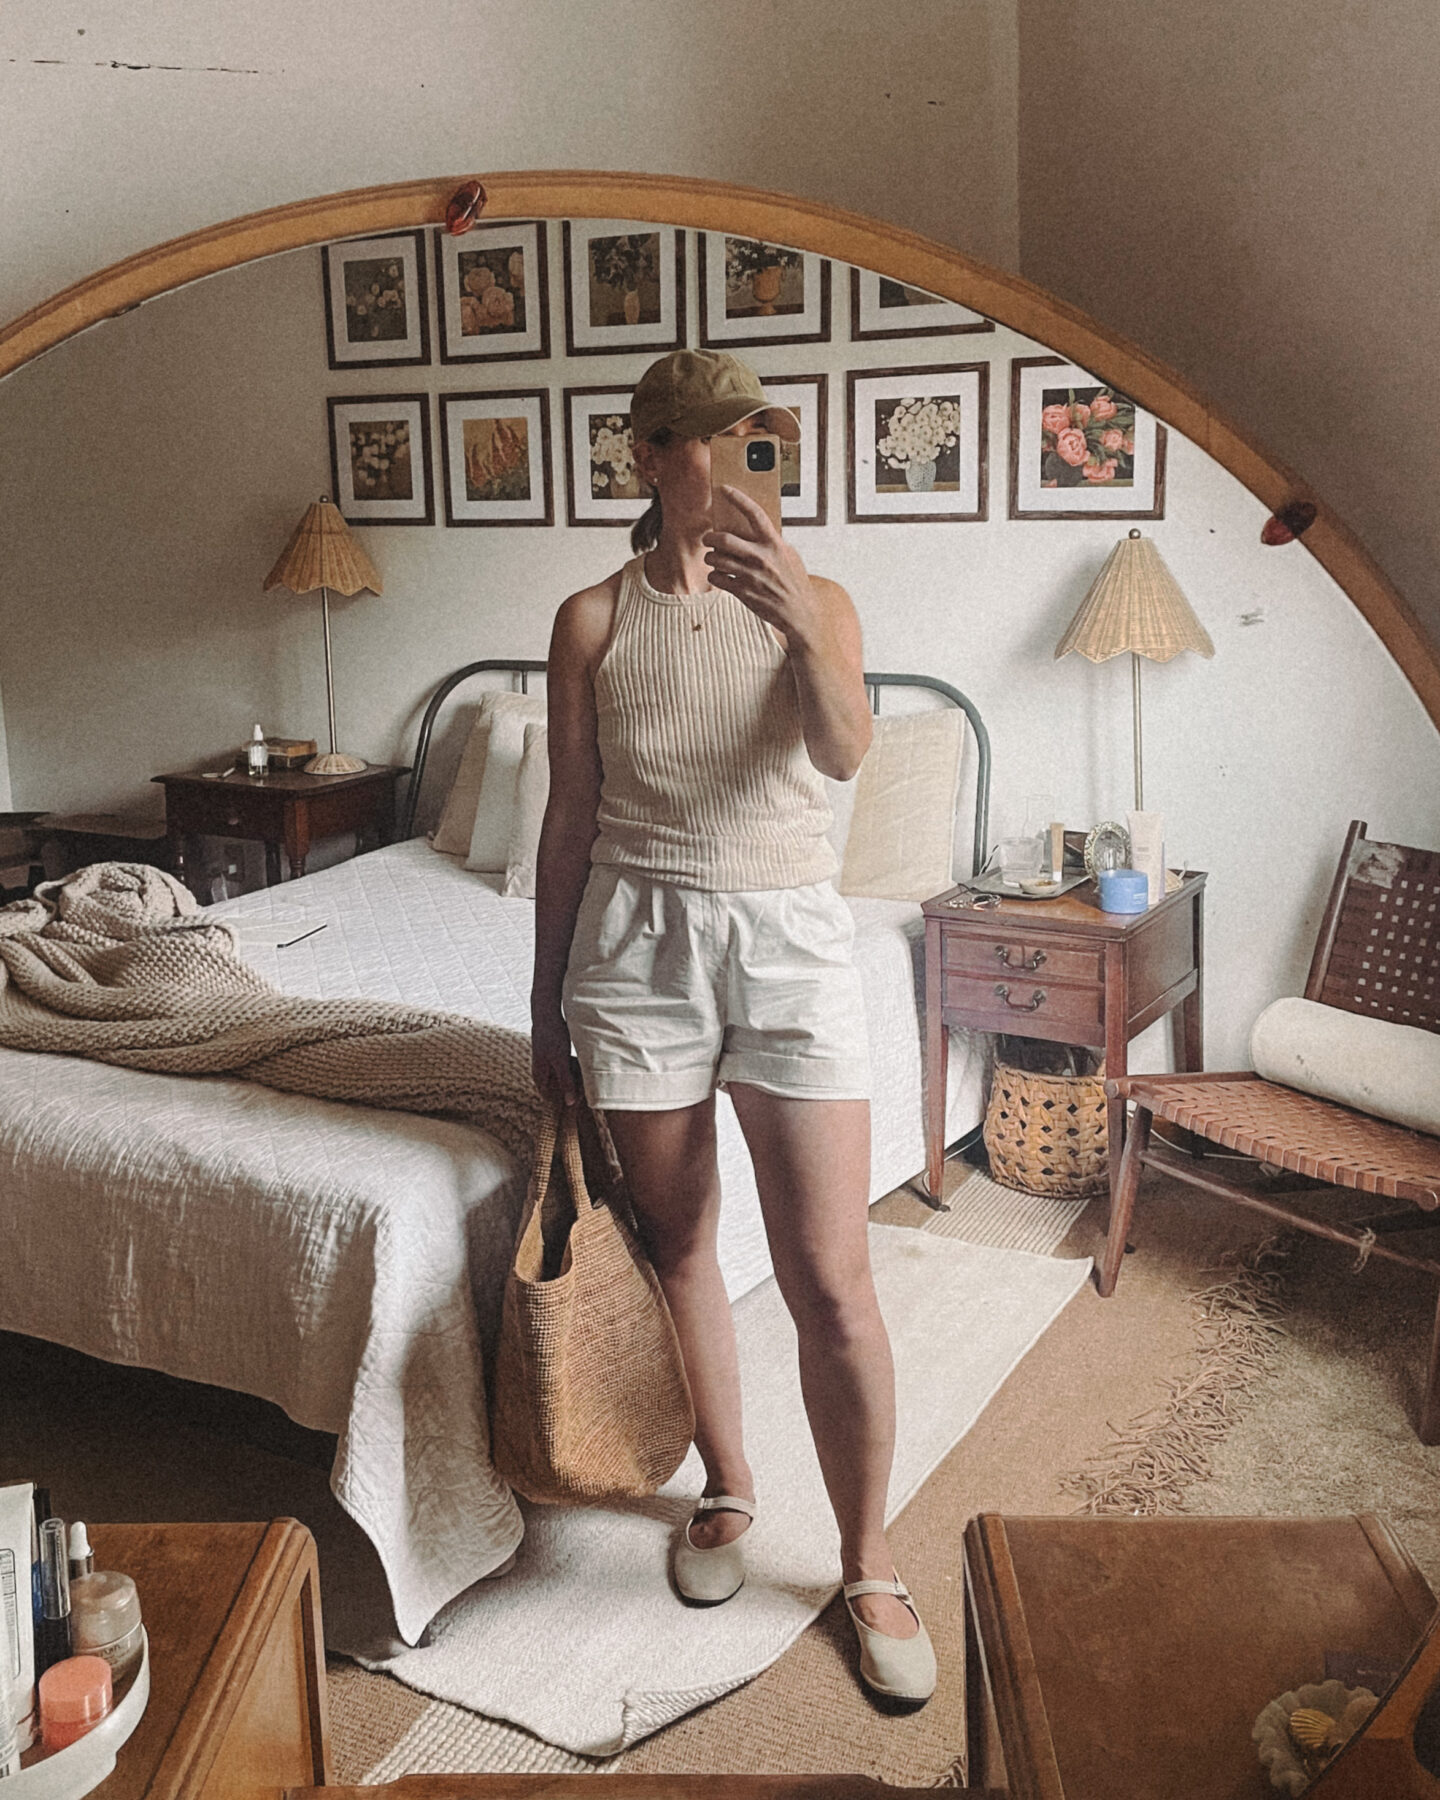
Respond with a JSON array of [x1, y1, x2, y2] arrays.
[[710, 432, 783, 537]]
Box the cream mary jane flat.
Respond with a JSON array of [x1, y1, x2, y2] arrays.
[[843, 1576, 937, 1704], [672, 1494, 756, 1604]]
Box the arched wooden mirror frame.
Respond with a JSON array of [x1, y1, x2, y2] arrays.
[[3, 168, 1436, 728]]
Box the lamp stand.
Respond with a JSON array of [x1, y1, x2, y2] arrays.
[[306, 585, 367, 775], [1131, 650, 1145, 812]]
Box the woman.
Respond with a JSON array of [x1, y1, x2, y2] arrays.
[[530, 348, 935, 1705]]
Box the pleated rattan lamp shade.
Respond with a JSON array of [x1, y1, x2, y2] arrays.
[[1055, 530, 1213, 811], [263, 497, 382, 775]]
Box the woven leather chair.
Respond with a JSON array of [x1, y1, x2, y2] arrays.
[[1099, 819, 1440, 1443]]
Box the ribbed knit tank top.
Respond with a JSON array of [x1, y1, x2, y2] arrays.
[[590, 556, 836, 891]]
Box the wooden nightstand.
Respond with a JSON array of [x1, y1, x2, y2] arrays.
[[153, 764, 408, 893], [922, 873, 1206, 1201], [87, 1519, 329, 1798]]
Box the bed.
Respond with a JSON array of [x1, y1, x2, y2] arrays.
[[1, 665, 991, 1648]]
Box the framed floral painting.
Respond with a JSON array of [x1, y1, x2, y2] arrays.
[[761, 374, 828, 527], [846, 364, 988, 523], [561, 221, 686, 357], [433, 220, 550, 364], [698, 234, 830, 348], [563, 387, 649, 526], [1009, 356, 1167, 519], [439, 390, 553, 527], [321, 232, 430, 369], [327, 394, 435, 525], [849, 267, 992, 342]]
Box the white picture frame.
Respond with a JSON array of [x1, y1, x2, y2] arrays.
[[698, 234, 830, 348], [561, 220, 685, 357], [433, 220, 550, 364], [564, 387, 649, 526], [847, 363, 988, 523], [322, 231, 430, 369], [327, 393, 435, 526], [439, 390, 553, 527], [1009, 356, 1167, 519]]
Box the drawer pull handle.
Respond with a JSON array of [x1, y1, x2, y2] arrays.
[[225, 814, 241, 827], [994, 984, 1047, 1012], [995, 945, 1046, 972]]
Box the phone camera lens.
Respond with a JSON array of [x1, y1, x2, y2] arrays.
[[746, 441, 777, 472]]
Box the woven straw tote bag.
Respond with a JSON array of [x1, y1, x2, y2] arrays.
[[490, 1102, 695, 1504]]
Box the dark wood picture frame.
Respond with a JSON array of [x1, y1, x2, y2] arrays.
[[763, 372, 829, 527], [327, 392, 435, 526], [432, 220, 551, 365], [1009, 355, 1168, 520], [561, 222, 686, 358], [321, 231, 431, 371], [439, 389, 554, 528], [846, 362, 989, 525], [849, 265, 994, 342], [697, 234, 831, 350]]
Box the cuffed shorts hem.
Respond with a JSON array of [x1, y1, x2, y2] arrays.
[[579, 1062, 720, 1111], [717, 1048, 871, 1102]]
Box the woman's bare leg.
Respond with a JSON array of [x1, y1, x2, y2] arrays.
[[727, 1084, 915, 1637], [605, 1099, 754, 1548]]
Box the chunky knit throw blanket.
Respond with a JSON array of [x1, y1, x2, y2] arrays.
[[0, 862, 544, 1160]]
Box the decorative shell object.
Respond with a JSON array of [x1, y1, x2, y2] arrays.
[[1253, 1681, 1379, 1794]]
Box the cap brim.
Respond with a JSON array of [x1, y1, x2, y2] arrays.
[[669, 398, 802, 443]]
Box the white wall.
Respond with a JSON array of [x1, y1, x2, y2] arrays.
[[2, 234, 1436, 1069]]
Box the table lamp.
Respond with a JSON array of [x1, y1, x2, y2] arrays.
[[1053, 529, 1214, 809], [263, 497, 382, 774]]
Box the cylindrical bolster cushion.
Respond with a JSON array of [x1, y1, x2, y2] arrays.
[[1250, 996, 1440, 1137]]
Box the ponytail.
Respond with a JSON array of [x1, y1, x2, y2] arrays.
[[628, 426, 674, 554]]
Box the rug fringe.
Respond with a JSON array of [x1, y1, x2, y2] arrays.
[[1059, 1235, 1292, 1516]]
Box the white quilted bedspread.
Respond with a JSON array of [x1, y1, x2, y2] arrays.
[[0, 840, 983, 1643]]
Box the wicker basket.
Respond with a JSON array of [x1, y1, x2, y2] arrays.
[[983, 1043, 1108, 1199]]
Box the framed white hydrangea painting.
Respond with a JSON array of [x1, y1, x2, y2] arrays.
[[563, 387, 649, 526], [846, 364, 989, 523]]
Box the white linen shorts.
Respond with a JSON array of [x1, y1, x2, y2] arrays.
[[562, 866, 871, 1110]]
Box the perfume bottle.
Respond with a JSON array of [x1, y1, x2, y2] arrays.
[[247, 725, 269, 778]]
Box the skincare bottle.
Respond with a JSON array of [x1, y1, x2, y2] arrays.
[[247, 724, 269, 777], [69, 1569, 144, 1682], [68, 1521, 93, 1582], [35, 1518, 71, 1678], [0, 1609, 19, 1777], [39, 1655, 112, 1751]]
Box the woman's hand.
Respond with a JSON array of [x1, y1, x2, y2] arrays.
[[531, 1007, 580, 1108], [703, 486, 825, 652]]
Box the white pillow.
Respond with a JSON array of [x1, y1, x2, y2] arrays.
[[839, 710, 965, 901], [503, 723, 549, 899], [464, 692, 547, 872], [431, 704, 490, 856], [823, 774, 859, 863], [1250, 996, 1440, 1137]]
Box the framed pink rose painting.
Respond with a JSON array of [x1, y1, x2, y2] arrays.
[[1008, 356, 1167, 519], [433, 221, 550, 364]]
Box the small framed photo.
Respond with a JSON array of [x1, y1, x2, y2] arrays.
[[439, 390, 553, 528], [698, 234, 830, 348], [562, 221, 685, 357], [564, 387, 649, 526], [849, 267, 993, 342], [321, 232, 430, 369], [1009, 356, 1167, 519], [433, 220, 550, 364], [762, 374, 828, 527], [847, 364, 988, 523], [327, 394, 435, 526]]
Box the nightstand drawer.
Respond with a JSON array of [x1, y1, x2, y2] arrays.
[[942, 969, 1105, 1037], [941, 931, 1103, 985]]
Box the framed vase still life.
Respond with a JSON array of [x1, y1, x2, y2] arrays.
[[849, 268, 993, 342], [327, 394, 435, 525], [698, 234, 830, 348], [433, 220, 550, 364], [322, 232, 430, 369], [439, 390, 553, 527], [846, 363, 989, 524], [1009, 356, 1167, 519], [562, 221, 686, 357], [761, 374, 828, 526], [564, 387, 649, 526]]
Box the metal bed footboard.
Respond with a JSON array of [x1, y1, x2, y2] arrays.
[[399, 660, 991, 877]]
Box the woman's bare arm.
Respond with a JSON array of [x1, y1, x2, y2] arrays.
[[530, 576, 616, 1105], [704, 486, 871, 780]]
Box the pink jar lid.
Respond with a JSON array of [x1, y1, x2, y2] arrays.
[[39, 1654, 113, 1724]]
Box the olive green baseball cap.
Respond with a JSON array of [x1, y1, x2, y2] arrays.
[[630, 349, 800, 444]]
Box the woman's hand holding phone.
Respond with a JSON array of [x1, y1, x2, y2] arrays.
[[704, 483, 825, 652]]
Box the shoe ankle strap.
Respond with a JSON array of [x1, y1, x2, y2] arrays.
[[843, 1577, 910, 1601], [695, 1494, 755, 1518]]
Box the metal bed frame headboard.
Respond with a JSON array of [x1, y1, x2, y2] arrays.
[[400, 660, 991, 877]]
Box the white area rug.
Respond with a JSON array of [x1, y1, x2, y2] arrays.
[[362, 1223, 1090, 1756]]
